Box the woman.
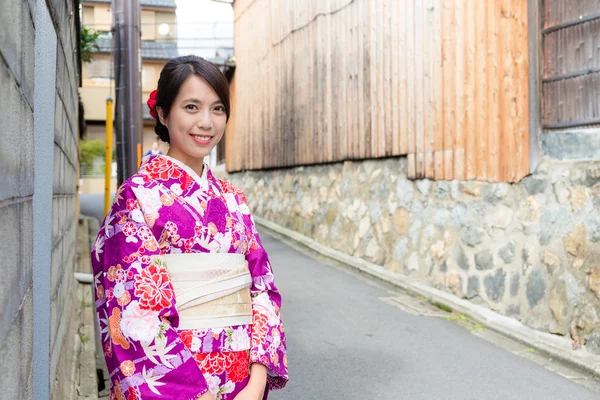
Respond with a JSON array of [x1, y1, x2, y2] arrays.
[[91, 55, 288, 400]]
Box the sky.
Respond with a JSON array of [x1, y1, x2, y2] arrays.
[[175, 0, 234, 63]]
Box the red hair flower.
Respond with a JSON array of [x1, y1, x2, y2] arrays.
[[147, 90, 158, 119]]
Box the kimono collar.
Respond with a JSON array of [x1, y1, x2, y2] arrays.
[[140, 154, 213, 188]]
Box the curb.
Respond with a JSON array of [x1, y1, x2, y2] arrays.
[[254, 215, 600, 378]]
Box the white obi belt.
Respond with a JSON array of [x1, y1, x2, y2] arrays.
[[164, 253, 252, 330]]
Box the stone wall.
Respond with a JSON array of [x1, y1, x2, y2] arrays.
[[227, 157, 600, 354], [0, 0, 80, 398]]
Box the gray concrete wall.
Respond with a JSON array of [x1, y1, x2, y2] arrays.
[[48, 0, 81, 398], [0, 0, 36, 397], [0, 0, 80, 398]]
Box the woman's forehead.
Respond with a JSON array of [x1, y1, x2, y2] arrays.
[[176, 75, 220, 103]]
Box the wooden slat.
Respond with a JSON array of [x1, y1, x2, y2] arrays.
[[229, 0, 531, 183], [442, 0, 454, 180], [432, 0, 443, 180]]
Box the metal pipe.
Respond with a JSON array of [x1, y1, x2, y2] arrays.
[[104, 98, 113, 216], [74, 272, 93, 284]]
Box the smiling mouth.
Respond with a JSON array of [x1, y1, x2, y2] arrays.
[[190, 134, 213, 143]]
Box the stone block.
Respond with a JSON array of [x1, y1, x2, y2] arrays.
[[0, 0, 22, 92], [455, 245, 471, 271], [467, 276, 479, 299], [510, 273, 520, 297], [475, 249, 494, 270], [20, 2, 35, 108], [563, 223, 590, 258], [522, 176, 548, 195], [526, 269, 547, 308], [499, 242, 516, 264], [542, 130, 600, 160], [0, 201, 33, 347], [0, 292, 33, 400], [484, 269, 506, 303], [0, 62, 34, 201], [462, 227, 484, 247], [588, 266, 600, 300]]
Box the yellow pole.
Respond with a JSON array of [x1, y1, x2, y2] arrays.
[[104, 98, 113, 216], [137, 143, 142, 167]]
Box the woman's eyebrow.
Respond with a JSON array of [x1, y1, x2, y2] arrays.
[[181, 97, 201, 104], [181, 97, 223, 106]]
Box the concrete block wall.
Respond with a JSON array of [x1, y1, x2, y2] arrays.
[[48, 0, 80, 397], [0, 0, 80, 398], [0, 0, 36, 397]]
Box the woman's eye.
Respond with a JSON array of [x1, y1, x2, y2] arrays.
[[214, 105, 225, 112], [185, 104, 197, 110]]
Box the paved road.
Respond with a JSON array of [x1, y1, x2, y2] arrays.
[[261, 234, 600, 400], [80, 194, 600, 400]]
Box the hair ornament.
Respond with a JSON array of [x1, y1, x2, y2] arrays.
[[147, 90, 158, 119]]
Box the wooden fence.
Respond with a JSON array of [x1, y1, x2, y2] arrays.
[[228, 0, 530, 182], [542, 0, 600, 130]]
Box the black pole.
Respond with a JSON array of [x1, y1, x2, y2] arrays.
[[113, 0, 142, 186]]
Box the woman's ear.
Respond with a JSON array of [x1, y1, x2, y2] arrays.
[[157, 107, 167, 126]]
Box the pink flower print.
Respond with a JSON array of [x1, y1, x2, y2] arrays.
[[126, 199, 139, 211], [164, 221, 178, 236], [137, 226, 153, 241]]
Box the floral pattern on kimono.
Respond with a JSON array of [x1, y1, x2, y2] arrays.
[[91, 155, 288, 400]]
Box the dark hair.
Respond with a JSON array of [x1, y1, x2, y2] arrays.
[[154, 55, 230, 143]]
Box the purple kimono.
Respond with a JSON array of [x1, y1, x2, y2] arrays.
[[91, 154, 288, 400]]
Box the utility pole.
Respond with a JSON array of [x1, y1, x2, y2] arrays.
[[113, 0, 142, 186]]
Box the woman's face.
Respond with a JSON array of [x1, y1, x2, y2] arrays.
[[158, 74, 227, 165]]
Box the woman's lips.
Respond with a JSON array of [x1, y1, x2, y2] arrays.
[[190, 134, 212, 145]]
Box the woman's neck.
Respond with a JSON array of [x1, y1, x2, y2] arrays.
[[165, 149, 204, 177]]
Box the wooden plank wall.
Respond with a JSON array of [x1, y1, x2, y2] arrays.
[[228, 0, 530, 183], [542, 0, 600, 129]]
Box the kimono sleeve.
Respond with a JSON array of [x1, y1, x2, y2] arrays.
[[91, 185, 208, 399], [238, 193, 289, 391]]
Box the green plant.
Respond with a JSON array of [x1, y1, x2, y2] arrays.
[[81, 27, 100, 63], [80, 139, 106, 165]]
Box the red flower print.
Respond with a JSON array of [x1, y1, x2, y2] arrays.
[[127, 387, 140, 400], [138, 226, 153, 241], [133, 263, 173, 311], [178, 330, 193, 349], [226, 352, 250, 383], [252, 309, 269, 348], [165, 221, 178, 236], [105, 341, 113, 357], [147, 90, 158, 119], [123, 222, 137, 237], [180, 172, 193, 190], [144, 157, 182, 181], [195, 352, 231, 375], [126, 199, 139, 211]]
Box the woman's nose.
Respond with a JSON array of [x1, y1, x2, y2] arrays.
[[196, 110, 212, 129]]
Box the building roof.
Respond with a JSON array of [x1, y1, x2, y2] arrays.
[[82, 0, 177, 8], [96, 37, 178, 61], [142, 41, 179, 60]]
